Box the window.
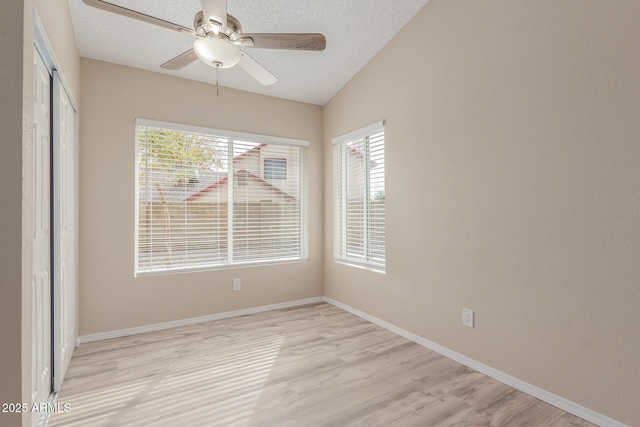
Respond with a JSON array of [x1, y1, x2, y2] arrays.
[[135, 119, 308, 275], [333, 121, 385, 271], [264, 158, 287, 179]]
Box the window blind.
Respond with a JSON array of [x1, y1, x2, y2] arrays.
[[135, 119, 307, 275], [333, 122, 385, 271]]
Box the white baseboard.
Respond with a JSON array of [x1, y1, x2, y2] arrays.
[[77, 297, 324, 344], [75, 295, 625, 427], [322, 297, 626, 427]]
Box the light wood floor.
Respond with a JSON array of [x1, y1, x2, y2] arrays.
[[49, 303, 596, 427]]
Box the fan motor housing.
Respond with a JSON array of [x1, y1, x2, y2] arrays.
[[194, 11, 242, 40]]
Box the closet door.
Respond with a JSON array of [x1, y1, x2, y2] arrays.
[[32, 46, 52, 407], [53, 70, 77, 392]]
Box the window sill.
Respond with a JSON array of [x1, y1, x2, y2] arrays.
[[334, 258, 385, 274], [135, 257, 310, 277]]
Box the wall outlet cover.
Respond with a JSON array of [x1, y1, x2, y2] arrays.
[[462, 308, 474, 328]]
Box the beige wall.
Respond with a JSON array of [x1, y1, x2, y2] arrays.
[[0, 2, 29, 426], [323, 0, 640, 425], [79, 59, 323, 335], [3, 0, 638, 424], [0, 0, 79, 426]]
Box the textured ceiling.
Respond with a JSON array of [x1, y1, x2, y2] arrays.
[[69, 0, 429, 105]]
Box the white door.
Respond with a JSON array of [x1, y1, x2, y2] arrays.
[[53, 71, 77, 392], [32, 47, 52, 406]]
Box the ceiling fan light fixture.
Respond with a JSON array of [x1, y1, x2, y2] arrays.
[[193, 37, 241, 68]]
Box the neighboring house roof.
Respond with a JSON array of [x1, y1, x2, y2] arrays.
[[233, 143, 266, 161], [185, 169, 295, 202], [348, 146, 378, 168], [138, 170, 227, 202], [139, 143, 295, 203]]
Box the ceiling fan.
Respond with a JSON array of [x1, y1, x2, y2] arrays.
[[82, 0, 326, 85]]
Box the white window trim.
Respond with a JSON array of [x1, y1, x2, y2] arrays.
[[137, 118, 309, 148], [332, 120, 386, 273], [332, 121, 384, 146], [134, 118, 309, 276]]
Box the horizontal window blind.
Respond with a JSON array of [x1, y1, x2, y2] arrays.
[[136, 120, 307, 275], [231, 142, 302, 264], [333, 122, 385, 271]]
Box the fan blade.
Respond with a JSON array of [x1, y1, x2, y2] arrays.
[[161, 49, 199, 70], [82, 0, 197, 36], [201, 0, 227, 33], [239, 33, 326, 51], [238, 51, 278, 86]]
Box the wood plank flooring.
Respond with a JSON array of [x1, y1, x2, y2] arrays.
[[49, 303, 596, 427]]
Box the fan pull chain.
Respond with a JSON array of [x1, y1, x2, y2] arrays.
[[215, 65, 219, 96]]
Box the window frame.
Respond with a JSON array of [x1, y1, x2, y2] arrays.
[[332, 121, 386, 272], [134, 118, 309, 276]]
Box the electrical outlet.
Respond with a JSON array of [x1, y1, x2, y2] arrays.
[[232, 278, 241, 291], [462, 308, 474, 328]]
